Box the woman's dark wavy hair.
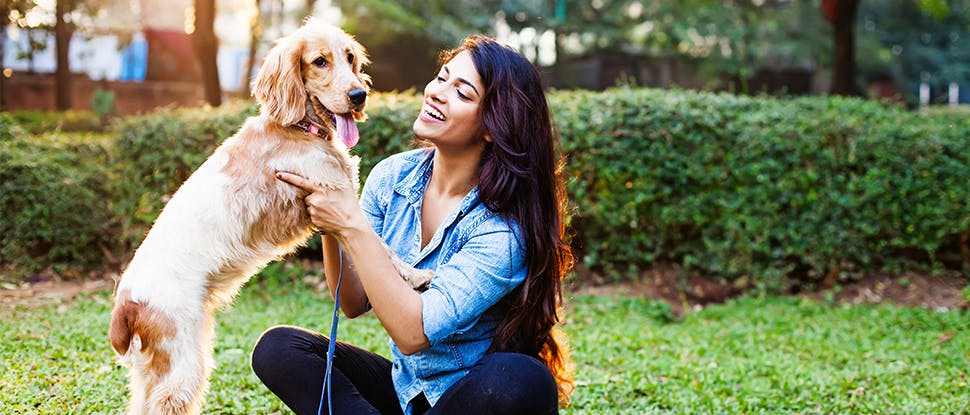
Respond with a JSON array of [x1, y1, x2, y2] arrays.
[[438, 35, 575, 404]]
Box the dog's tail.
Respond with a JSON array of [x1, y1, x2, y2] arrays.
[[109, 291, 140, 357]]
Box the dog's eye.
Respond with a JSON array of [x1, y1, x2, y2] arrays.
[[312, 57, 327, 68], [347, 53, 354, 64]]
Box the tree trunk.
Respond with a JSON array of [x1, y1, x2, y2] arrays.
[[244, 0, 262, 97], [830, 0, 860, 96], [55, 0, 73, 110], [1, 5, 8, 110], [192, 0, 222, 106]]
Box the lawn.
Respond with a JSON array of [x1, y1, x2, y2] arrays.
[[1, 262, 967, 414]]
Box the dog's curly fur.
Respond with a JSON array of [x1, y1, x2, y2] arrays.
[[108, 19, 430, 414]]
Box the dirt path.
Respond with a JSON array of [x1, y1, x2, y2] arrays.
[[1, 273, 117, 310], [3, 264, 966, 313]]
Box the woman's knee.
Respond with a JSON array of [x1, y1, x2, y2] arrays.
[[251, 325, 327, 379], [477, 353, 558, 411]]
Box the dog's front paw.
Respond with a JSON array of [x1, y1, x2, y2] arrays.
[[403, 269, 433, 292]]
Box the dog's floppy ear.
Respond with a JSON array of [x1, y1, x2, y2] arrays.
[[253, 37, 306, 126]]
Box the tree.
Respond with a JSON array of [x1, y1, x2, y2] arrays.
[[50, 0, 110, 110], [192, 0, 221, 106], [1, 0, 37, 110], [822, 0, 862, 95], [243, 0, 262, 97], [54, 0, 72, 109], [857, 0, 970, 103], [334, 0, 500, 90]]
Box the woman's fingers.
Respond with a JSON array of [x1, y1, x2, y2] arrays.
[[275, 171, 318, 192]]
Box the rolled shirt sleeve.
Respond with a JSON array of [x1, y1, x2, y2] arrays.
[[420, 225, 527, 346]]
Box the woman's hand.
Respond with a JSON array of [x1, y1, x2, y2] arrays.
[[275, 171, 367, 238]]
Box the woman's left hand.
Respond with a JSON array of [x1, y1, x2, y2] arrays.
[[275, 171, 366, 238]]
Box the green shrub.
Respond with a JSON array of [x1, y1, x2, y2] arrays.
[[0, 113, 26, 141], [6, 89, 968, 288], [105, 90, 970, 289], [552, 89, 970, 288], [8, 110, 104, 134], [0, 132, 116, 281]]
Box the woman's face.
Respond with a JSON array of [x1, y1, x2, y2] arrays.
[[413, 50, 487, 150]]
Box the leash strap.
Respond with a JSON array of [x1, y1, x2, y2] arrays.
[[318, 246, 343, 415]]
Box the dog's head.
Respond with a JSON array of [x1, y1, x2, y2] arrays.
[[253, 18, 370, 147]]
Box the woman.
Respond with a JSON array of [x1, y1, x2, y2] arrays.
[[252, 35, 574, 415]]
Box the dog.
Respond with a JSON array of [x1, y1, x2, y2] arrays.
[[109, 18, 432, 414]]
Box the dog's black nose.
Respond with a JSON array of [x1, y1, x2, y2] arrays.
[[349, 89, 367, 106]]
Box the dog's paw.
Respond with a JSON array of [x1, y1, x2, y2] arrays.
[[403, 269, 433, 292]]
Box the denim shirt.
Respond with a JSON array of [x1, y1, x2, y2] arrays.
[[358, 148, 527, 414]]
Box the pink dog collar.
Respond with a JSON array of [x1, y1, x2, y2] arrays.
[[293, 120, 329, 140]]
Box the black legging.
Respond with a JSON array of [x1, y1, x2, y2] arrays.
[[251, 325, 559, 415]]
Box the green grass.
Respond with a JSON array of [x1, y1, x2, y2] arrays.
[[1, 262, 967, 414]]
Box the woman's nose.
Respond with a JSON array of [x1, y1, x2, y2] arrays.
[[426, 82, 446, 102]]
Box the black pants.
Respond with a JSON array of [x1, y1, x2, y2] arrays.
[[251, 325, 559, 415]]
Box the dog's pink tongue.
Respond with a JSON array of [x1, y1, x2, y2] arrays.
[[336, 114, 359, 148]]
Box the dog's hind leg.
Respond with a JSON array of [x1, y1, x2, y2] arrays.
[[142, 313, 215, 415], [121, 335, 149, 415]]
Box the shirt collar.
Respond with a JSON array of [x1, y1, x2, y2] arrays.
[[393, 148, 482, 217], [394, 148, 435, 206]]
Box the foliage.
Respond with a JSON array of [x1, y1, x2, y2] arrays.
[[552, 88, 970, 286], [0, 129, 115, 281], [5, 90, 969, 288], [858, 0, 970, 104], [552, 0, 829, 76], [90, 88, 116, 121], [1, 269, 967, 413], [0, 112, 27, 139], [7, 109, 104, 134], [336, 0, 496, 47]]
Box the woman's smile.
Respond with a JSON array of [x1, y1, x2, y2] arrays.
[[420, 102, 447, 123]]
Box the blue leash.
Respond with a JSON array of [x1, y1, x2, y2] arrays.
[[317, 246, 343, 415]]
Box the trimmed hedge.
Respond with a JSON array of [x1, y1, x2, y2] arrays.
[[9, 110, 104, 134], [554, 90, 969, 288], [2, 90, 968, 288], [0, 121, 116, 278]]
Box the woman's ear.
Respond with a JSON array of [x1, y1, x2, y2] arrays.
[[252, 37, 307, 126], [484, 133, 494, 143]]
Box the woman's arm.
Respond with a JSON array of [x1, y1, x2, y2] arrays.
[[321, 233, 369, 318], [277, 171, 430, 354], [336, 220, 429, 354]]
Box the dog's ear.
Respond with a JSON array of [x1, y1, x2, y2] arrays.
[[253, 37, 307, 126], [351, 38, 371, 122]]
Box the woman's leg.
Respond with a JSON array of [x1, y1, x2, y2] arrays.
[[427, 352, 559, 415], [251, 325, 403, 415]]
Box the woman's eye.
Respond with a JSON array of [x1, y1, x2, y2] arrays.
[[313, 57, 327, 67], [456, 90, 469, 100], [347, 53, 354, 64], [435, 75, 445, 82]]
